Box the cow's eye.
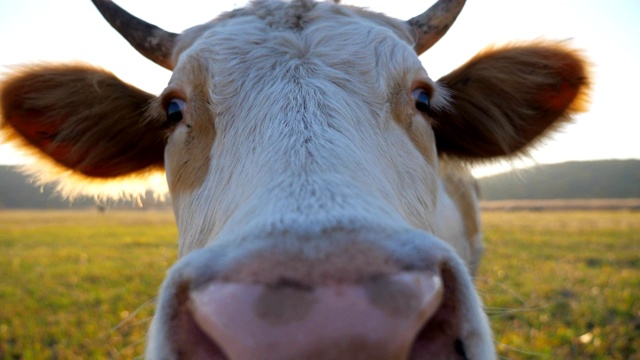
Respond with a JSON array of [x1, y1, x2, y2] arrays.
[[166, 99, 185, 124], [412, 89, 431, 113]]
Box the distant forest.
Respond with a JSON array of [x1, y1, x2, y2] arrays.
[[0, 166, 164, 209], [0, 159, 639, 208], [478, 159, 640, 200]]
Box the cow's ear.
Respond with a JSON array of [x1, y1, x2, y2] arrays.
[[1, 64, 166, 178], [432, 42, 590, 159]]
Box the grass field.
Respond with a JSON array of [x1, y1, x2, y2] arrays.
[[0, 210, 638, 359], [479, 211, 640, 359]]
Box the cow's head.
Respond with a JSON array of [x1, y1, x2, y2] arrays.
[[0, 0, 589, 358]]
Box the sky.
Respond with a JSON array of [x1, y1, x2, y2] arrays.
[[0, 0, 638, 177]]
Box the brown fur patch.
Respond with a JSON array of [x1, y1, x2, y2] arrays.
[[390, 81, 439, 165], [162, 55, 216, 194], [439, 164, 483, 275], [433, 41, 591, 159], [0, 63, 166, 178], [440, 168, 479, 244]]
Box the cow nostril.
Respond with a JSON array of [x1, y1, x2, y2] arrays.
[[177, 308, 229, 359], [408, 265, 469, 359], [454, 338, 469, 360], [171, 283, 229, 359]]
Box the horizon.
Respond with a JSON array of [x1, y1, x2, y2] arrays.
[[3, 158, 639, 179], [1, 0, 639, 178]]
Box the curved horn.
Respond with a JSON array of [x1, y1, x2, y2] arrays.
[[91, 0, 178, 70], [408, 0, 466, 54]]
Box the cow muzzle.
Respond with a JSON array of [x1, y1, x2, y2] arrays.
[[147, 230, 494, 359], [188, 272, 442, 360]]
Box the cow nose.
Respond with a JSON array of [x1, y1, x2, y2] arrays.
[[187, 272, 443, 360]]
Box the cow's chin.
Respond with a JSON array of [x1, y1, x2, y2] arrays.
[[161, 268, 481, 360]]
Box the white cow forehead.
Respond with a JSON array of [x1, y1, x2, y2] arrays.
[[169, 0, 451, 117], [173, 0, 417, 80]]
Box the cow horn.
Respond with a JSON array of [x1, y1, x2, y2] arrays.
[[408, 0, 466, 54], [91, 0, 178, 70]]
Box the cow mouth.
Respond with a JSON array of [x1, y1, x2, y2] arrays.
[[170, 268, 470, 360]]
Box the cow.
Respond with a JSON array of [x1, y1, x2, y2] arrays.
[[0, 0, 589, 358]]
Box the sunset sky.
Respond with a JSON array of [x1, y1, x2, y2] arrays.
[[1, 0, 638, 177]]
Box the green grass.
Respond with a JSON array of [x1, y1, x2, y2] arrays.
[[0, 210, 177, 359], [0, 210, 638, 359], [478, 211, 640, 359]]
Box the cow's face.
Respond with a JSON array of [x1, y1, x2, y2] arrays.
[[0, 0, 589, 359], [162, 4, 446, 257], [153, 7, 480, 357]]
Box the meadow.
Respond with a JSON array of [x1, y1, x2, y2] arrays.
[[0, 210, 638, 359]]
